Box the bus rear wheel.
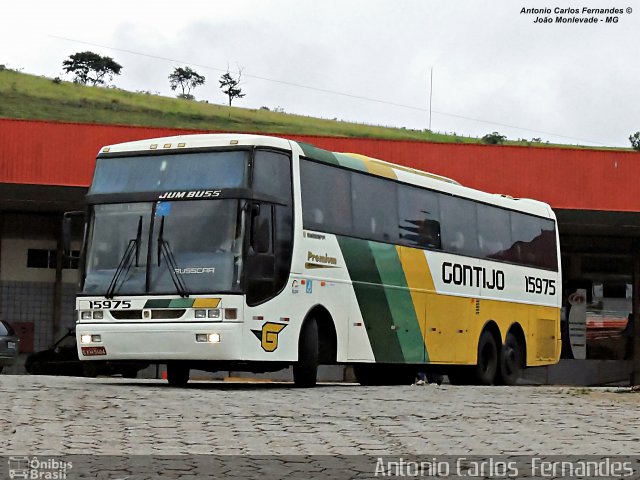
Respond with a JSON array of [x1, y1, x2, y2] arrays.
[[166, 363, 190, 387], [497, 332, 523, 386], [473, 330, 499, 385], [293, 318, 319, 387]]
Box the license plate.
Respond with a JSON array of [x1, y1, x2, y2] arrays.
[[7, 342, 15, 349], [81, 346, 107, 356]]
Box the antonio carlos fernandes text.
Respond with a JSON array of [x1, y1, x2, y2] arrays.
[[373, 457, 635, 477]]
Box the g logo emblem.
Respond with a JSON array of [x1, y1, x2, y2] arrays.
[[252, 322, 287, 352]]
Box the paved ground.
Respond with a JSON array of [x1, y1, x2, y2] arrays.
[[2, 375, 639, 456]]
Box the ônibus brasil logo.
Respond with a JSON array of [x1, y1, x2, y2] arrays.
[[8, 456, 72, 479]]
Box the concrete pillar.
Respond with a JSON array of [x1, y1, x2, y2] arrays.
[[631, 239, 640, 386], [0, 211, 3, 319], [53, 214, 63, 339]]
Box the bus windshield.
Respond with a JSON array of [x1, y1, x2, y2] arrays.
[[83, 200, 242, 296]]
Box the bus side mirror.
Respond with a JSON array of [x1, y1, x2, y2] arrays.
[[62, 211, 85, 259]]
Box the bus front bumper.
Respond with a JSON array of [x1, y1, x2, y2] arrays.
[[76, 322, 244, 361]]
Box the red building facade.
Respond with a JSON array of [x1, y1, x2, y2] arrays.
[[0, 117, 638, 381], [1, 117, 639, 212]]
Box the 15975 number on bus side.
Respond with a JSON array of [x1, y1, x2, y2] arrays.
[[525, 276, 556, 295]]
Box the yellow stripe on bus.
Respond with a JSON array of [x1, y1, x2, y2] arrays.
[[342, 153, 398, 179], [192, 298, 221, 308]]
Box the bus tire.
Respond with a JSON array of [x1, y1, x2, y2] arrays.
[[473, 330, 498, 385], [167, 363, 190, 387], [293, 318, 319, 387], [497, 332, 523, 386]]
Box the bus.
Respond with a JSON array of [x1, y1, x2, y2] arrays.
[[71, 133, 561, 387]]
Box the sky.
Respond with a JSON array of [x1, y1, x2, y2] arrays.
[[1, 0, 639, 147]]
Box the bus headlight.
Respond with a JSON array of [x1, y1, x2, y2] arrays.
[[207, 309, 221, 320], [93, 311, 104, 320], [194, 310, 207, 319], [81, 311, 91, 320]]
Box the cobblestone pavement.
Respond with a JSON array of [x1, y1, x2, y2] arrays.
[[2, 375, 639, 455]]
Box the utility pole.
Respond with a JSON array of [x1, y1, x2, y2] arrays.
[[429, 67, 433, 132]]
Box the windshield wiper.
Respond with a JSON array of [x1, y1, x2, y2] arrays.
[[105, 216, 142, 299], [157, 216, 189, 298]]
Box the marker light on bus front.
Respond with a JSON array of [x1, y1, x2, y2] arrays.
[[80, 334, 102, 344], [195, 333, 221, 343]]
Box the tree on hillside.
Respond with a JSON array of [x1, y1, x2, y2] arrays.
[[630, 132, 640, 152], [482, 132, 507, 144], [219, 66, 245, 106], [168, 66, 205, 100], [62, 51, 122, 86]]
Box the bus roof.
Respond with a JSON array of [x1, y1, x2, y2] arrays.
[[98, 133, 293, 155], [294, 142, 555, 220], [98, 133, 555, 220]]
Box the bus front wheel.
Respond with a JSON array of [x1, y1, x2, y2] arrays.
[[166, 363, 190, 387], [473, 330, 499, 385], [293, 318, 319, 387]]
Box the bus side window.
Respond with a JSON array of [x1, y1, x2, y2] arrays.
[[477, 203, 510, 260], [311, 208, 324, 225], [418, 219, 442, 249], [300, 159, 352, 234], [351, 172, 397, 243], [252, 150, 292, 202], [440, 195, 479, 256], [397, 183, 441, 250]]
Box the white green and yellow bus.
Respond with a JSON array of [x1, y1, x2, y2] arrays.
[[73, 133, 561, 387]]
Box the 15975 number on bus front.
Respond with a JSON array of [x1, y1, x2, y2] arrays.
[[88, 300, 132, 309], [525, 276, 556, 295]]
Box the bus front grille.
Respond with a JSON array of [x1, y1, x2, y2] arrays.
[[109, 309, 187, 320]]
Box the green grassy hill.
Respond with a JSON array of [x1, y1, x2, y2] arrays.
[[0, 69, 622, 149]]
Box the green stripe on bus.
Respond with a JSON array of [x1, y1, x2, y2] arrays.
[[169, 298, 194, 308], [144, 299, 196, 308], [297, 142, 339, 165], [369, 242, 426, 363], [144, 299, 172, 308], [337, 236, 405, 363], [334, 153, 368, 172]]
